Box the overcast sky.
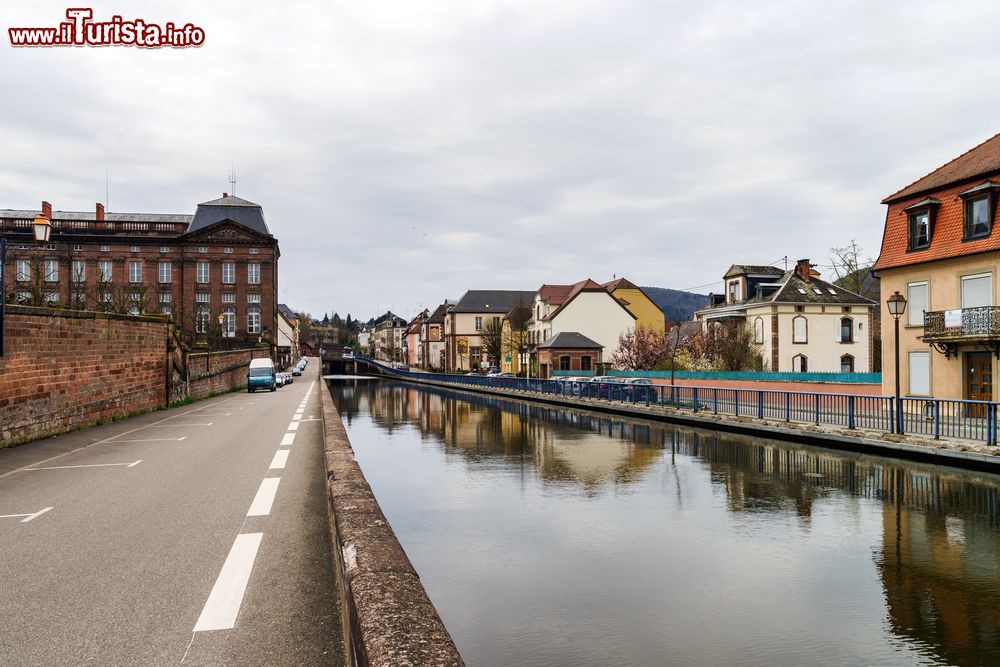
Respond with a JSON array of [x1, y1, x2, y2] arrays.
[[3, 0, 1000, 321]]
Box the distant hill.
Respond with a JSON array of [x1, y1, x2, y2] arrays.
[[831, 266, 879, 302], [641, 287, 710, 322]]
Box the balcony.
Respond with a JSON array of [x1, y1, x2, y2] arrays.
[[922, 307, 1000, 358]]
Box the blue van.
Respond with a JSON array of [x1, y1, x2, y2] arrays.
[[247, 358, 277, 392]]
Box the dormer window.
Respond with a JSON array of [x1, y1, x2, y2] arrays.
[[904, 197, 940, 251], [960, 181, 999, 240], [727, 280, 740, 303]]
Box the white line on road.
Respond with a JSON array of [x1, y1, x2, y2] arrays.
[[247, 478, 280, 516], [109, 437, 186, 443], [269, 450, 289, 469], [0, 507, 53, 523], [26, 460, 142, 471], [280, 433, 295, 446], [287, 421, 299, 431], [195, 413, 232, 416], [147, 423, 213, 427], [193, 532, 264, 632]]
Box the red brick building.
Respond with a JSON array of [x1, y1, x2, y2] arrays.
[[1, 194, 279, 347]]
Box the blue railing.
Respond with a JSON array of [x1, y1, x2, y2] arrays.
[[600, 370, 882, 384], [353, 357, 997, 445]]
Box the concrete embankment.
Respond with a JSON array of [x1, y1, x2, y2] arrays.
[[389, 374, 1000, 474], [320, 382, 465, 667]]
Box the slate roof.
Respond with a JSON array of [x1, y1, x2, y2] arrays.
[[697, 270, 874, 316], [426, 302, 449, 324], [883, 131, 1000, 204], [451, 290, 535, 313], [277, 304, 298, 320], [187, 194, 272, 237], [723, 265, 785, 279], [0, 209, 192, 224], [537, 331, 602, 349]]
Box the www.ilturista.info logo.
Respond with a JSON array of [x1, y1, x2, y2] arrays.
[[8, 8, 205, 48]]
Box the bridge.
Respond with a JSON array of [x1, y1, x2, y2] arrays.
[[321, 352, 393, 377]]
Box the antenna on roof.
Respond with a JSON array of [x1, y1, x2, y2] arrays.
[[105, 168, 109, 211], [228, 162, 237, 196]]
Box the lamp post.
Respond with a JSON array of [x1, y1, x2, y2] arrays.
[[2, 213, 53, 355], [887, 290, 907, 434]]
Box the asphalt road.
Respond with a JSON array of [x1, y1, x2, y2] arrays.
[[0, 361, 344, 666]]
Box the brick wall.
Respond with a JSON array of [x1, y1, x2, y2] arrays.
[[0, 306, 169, 446], [185, 348, 271, 400]]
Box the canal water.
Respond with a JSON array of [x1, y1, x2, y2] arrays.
[[328, 379, 1000, 667]]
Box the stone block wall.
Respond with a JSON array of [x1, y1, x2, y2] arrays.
[[0, 306, 169, 446], [186, 348, 271, 400]]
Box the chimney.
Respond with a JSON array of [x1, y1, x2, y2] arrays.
[[95, 202, 105, 222], [41, 201, 52, 219], [223, 192, 228, 198], [796, 258, 812, 281]]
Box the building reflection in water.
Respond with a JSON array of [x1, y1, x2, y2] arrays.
[[329, 379, 1000, 666]]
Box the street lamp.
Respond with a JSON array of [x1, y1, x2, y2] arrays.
[[887, 290, 907, 435], [32, 213, 52, 244]]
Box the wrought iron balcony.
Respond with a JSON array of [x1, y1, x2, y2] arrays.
[[922, 307, 1000, 358]]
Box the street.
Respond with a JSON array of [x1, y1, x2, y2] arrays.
[[0, 363, 343, 666]]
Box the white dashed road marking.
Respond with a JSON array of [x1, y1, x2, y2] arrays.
[[26, 460, 142, 471], [280, 433, 295, 447], [0, 507, 53, 523], [193, 532, 264, 632], [269, 451, 288, 470], [247, 478, 280, 517]]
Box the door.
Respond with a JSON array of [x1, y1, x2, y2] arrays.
[[966, 352, 993, 417]]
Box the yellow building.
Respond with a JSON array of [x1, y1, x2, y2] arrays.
[[874, 132, 1000, 401], [500, 303, 531, 375], [603, 278, 665, 331]]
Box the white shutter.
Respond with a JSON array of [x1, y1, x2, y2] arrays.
[[908, 351, 930, 396], [962, 273, 992, 309]]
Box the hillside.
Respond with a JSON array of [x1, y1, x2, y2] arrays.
[[641, 287, 710, 322]]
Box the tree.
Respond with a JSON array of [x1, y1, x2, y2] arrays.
[[612, 328, 673, 370], [699, 320, 763, 371], [829, 240, 873, 298], [480, 317, 504, 367], [297, 312, 313, 343], [504, 304, 532, 376]]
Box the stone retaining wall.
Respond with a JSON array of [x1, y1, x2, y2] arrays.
[[186, 348, 271, 400], [320, 381, 464, 667]]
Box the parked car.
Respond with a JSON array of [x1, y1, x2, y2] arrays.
[[292, 367, 302, 376], [283, 371, 293, 384], [247, 358, 277, 392], [623, 378, 656, 401]]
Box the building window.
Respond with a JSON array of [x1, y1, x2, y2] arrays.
[[840, 317, 853, 343], [222, 262, 235, 284], [906, 281, 928, 326], [560, 355, 571, 371], [470, 346, 482, 366], [962, 273, 992, 309], [159, 262, 171, 283], [198, 246, 208, 253], [15, 259, 30, 282], [129, 261, 142, 283], [222, 293, 236, 303], [964, 194, 994, 239], [73, 244, 84, 251], [98, 260, 113, 282], [196, 262, 209, 283], [71, 260, 86, 282], [129, 291, 141, 303], [908, 210, 931, 250], [792, 354, 808, 372], [537, 305, 541, 320], [224, 247, 233, 254], [475, 316, 483, 330], [196, 292, 210, 303], [160, 246, 170, 253], [129, 306, 140, 316], [247, 263, 260, 284], [840, 354, 854, 373], [44, 259, 58, 282], [728, 280, 740, 303], [44, 244, 56, 251], [753, 317, 764, 344], [159, 292, 172, 303], [161, 306, 172, 316], [100, 245, 110, 252], [247, 293, 261, 303], [249, 248, 259, 255], [248, 307, 261, 334], [195, 306, 210, 334], [908, 351, 930, 395], [222, 306, 236, 337], [581, 356, 592, 371], [792, 315, 807, 343], [130, 245, 140, 253]]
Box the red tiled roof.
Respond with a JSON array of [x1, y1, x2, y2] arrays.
[[874, 178, 1000, 271], [883, 132, 1000, 203], [538, 284, 573, 306]]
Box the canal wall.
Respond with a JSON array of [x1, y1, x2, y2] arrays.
[[388, 374, 1000, 474], [319, 381, 465, 667]]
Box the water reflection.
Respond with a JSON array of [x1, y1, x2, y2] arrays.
[[330, 379, 1000, 666]]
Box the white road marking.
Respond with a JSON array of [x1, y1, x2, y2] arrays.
[[0, 507, 53, 523], [110, 437, 186, 443], [287, 421, 299, 431], [196, 413, 231, 416], [193, 532, 264, 632], [247, 478, 280, 516], [280, 433, 295, 446], [26, 460, 142, 471], [147, 423, 213, 427], [269, 450, 289, 469]]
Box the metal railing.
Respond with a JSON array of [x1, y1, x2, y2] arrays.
[[353, 356, 999, 446], [924, 306, 1000, 339]]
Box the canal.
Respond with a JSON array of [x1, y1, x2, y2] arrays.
[[328, 378, 1000, 667]]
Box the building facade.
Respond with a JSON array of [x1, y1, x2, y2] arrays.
[[874, 131, 1000, 401], [1, 195, 279, 348], [444, 290, 535, 372], [603, 278, 665, 331]]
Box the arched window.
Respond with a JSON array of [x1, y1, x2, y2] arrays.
[[840, 317, 853, 343], [753, 317, 764, 344], [793, 354, 808, 372], [223, 306, 236, 338], [840, 354, 854, 373], [792, 315, 808, 343]]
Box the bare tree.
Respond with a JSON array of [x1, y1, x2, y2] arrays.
[[480, 317, 504, 368], [699, 320, 763, 371], [829, 240, 872, 297], [504, 304, 532, 376]]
